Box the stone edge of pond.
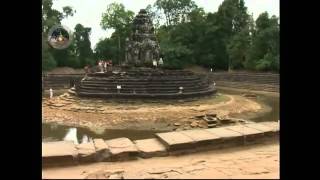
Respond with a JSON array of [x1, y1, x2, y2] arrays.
[[42, 121, 279, 167]]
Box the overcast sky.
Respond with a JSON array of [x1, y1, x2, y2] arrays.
[[52, 0, 279, 49]]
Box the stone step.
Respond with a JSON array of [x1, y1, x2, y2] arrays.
[[155, 131, 196, 151], [204, 127, 244, 143], [105, 137, 139, 161], [179, 129, 222, 147], [78, 87, 210, 92], [42, 122, 279, 166], [81, 79, 203, 85], [75, 142, 96, 163], [42, 141, 78, 166], [225, 125, 265, 142], [133, 138, 168, 158], [77, 89, 216, 98]]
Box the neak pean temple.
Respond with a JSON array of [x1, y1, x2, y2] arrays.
[[124, 9, 160, 66], [72, 9, 217, 99]]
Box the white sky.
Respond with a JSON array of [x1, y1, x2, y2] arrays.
[[52, 0, 279, 50]]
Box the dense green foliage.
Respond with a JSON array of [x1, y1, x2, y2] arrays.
[[99, 3, 134, 64], [42, 0, 94, 71], [42, 0, 279, 72]]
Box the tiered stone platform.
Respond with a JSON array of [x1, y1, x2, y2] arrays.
[[209, 71, 279, 92], [74, 68, 216, 99], [42, 74, 83, 90], [42, 121, 279, 166]]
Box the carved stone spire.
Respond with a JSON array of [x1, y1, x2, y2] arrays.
[[125, 9, 160, 66]]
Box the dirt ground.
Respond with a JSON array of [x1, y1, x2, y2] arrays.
[[42, 138, 279, 179], [42, 93, 264, 132]]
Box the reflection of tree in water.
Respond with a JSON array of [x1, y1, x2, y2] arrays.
[[42, 123, 96, 144], [42, 123, 69, 142]]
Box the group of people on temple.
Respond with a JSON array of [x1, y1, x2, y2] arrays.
[[152, 57, 164, 69], [97, 60, 113, 72], [83, 60, 113, 75]]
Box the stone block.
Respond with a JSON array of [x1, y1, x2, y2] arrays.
[[134, 138, 168, 158], [204, 127, 244, 147], [42, 141, 78, 165], [155, 131, 195, 151], [105, 137, 138, 161], [76, 142, 96, 163], [259, 121, 280, 131], [93, 138, 111, 161], [244, 123, 278, 137], [180, 129, 222, 146], [226, 125, 264, 142]]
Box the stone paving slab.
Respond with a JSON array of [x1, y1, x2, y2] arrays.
[[76, 142, 96, 162], [259, 121, 280, 131], [226, 125, 265, 142], [155, 131, 196, 151], [42, 141, 78, 165], [204, 127, 244, 147], [42, 122, 279, 166], [93, 139, 111, 161], [244, 123, 278, 136], [134, 138, 168, 158], [105, 137, 138, 161], [180, 129, 222, 146], [204, 127, 243, 139]]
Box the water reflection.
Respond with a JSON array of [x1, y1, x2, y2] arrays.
[[42, 123, 163, 143], [81, 135, 92, 144], [63, 128, 79, 144]]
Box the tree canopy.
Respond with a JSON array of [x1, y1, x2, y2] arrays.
[[42, 0, 279, 72]]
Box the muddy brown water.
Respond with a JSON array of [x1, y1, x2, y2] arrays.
[[42, 89, 279, 144]]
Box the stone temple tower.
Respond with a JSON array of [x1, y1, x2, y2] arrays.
[[125, 9, 160, 66]]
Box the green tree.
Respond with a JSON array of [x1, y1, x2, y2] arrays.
[[73, 24, 94, 67], [100, 3, 134, 64], [225, 0, 250, 69], [154, 0, 197, 26], [226, 26, 250, 69], [94, 38, 118, 61], [42, 0, 75, 70], [42, 35, 57, 70], [245, 12, 279, 71], [146, 4, 163, 32]]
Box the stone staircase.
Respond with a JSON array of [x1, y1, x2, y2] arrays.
[[209, 72, 279, 92], [75, 69, 216, 99], [43, 74, 83, 90], [42, 121, 279, 167]]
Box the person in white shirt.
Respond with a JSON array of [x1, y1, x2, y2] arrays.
[[158, 58, 163, 66], [49, 88, 53, 99], [104, 61, 107, 72], [153, 60, 157, 69], [98, 61, 103, 72]]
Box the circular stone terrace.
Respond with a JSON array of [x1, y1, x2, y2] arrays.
[[71, 68, 216, 99]]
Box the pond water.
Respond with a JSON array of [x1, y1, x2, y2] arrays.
[[42, 123, 165, 144], [42, 89, 279, 144]]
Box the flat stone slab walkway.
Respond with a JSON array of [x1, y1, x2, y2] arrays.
[[42, 122, 279, 166], [134, 138, 167, 158], [105, 137, 139, 161], [179, 129, 221, 146], [155, 131, 195, 151], [42, 141, 78, 165]]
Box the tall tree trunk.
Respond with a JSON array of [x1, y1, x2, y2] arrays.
[[118, 34, 121, 65]]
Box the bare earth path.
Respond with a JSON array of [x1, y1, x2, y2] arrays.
[[42, 138, 279, 179]]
